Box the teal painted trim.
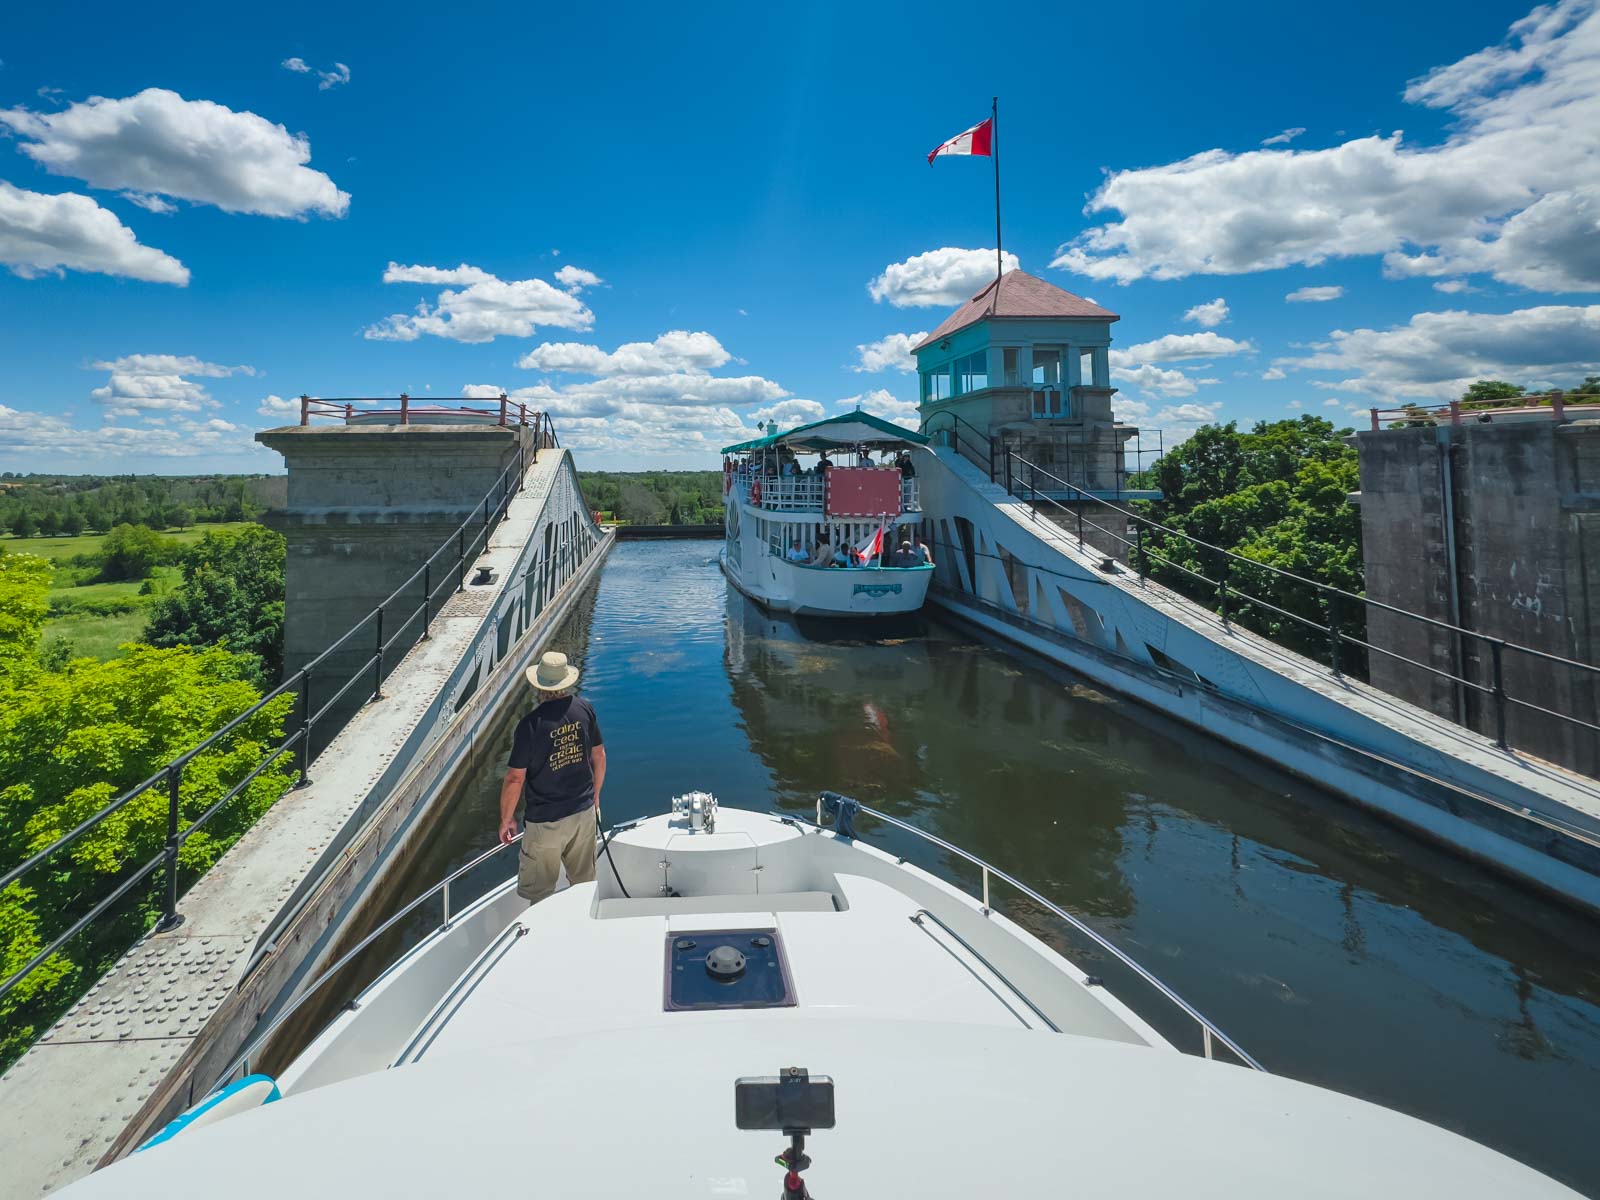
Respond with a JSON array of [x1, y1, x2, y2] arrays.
[[852, 582, 904, 597], [788, 563, 934, 573], [136, 1074, 281, 1151]]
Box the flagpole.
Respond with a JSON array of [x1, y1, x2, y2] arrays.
[[992, 96, 1003, 290]]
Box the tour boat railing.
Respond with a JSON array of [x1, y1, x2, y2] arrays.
[[731, 472, 921, 514], [799, 796, 1266, 1072]]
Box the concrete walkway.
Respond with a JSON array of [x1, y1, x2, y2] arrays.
[[0, 450, 608, 1196]]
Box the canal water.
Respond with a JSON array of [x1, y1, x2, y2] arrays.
[[388, 539, 1600, 1193]]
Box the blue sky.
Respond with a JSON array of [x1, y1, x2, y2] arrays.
[[2, 0, 1598, 472]]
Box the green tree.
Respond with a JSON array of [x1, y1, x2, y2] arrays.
[[99, 523, 172, 581], [61, 510, 86, 538], [144, 526, 286, 683], [0, 554, 53, 671], [9, 511, 36, 539], [0, 645, 296, 1066], [1139, 416, 1362, 659], [170, 505, 194, 531], [35, 511, 61, 538], [1461, 379, 1524, 406], [1571, 375, 1600, 397]]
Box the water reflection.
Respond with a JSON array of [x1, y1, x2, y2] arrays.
[[381, 541, 1600, 1192]]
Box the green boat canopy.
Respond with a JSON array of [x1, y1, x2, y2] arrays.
[[722, 410, 929, 455]]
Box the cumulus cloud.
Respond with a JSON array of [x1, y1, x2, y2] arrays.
[[475, 328, 793, 458], [1287, 399, 1304, 409], [1278, 303, 1600, 399], [0, 181, 188, 284], [366, 262, 593, 342], [1433, 279, 1474, 293], [1110, 332, 1255, 366], [518, 330, 730, 375], [1110, 364, 1200, 397], [1287, 285, 1344, 302], [1261, 127, 1306, 146], [1262, 366, 1287, 380], [1052, 1, 1600, 292], [853, 331, 927, 373], [835, 388, 919, 429], [88, 354, 255, 416], [257, 393, 301, 418], [868, 247, 1020, 307], [0, 88, 349, 218], [0, 404, 263, 463], [553, 265, 602, 291], [1182, 297, 1229, 327]]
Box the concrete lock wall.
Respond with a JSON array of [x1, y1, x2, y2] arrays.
[[257, 422, 530, 684], [1356, 419, 1600, 775]]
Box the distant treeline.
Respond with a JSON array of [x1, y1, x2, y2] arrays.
[[578, 471, 724, 525], [0, 474, 286, 537]]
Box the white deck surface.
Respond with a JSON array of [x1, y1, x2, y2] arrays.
[[57, 1019, 1577, 1198]]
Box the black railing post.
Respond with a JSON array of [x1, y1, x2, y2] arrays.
[[422, 562, 432, 640], [1004, 450, 1013, 497], [1217, 555, 1231, 626], [457, 527, 466, 592], [156, 764, 182, 931], [1134, 522, 1146, 585], [296, 668, 314, 787], [1491, 639, 1509, 749], [1326, 594, 1343, 677], [1077, 504, 1084, 550], [373, 607, 385, 701]]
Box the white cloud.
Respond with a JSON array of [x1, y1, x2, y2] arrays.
[[367, 262, 593, 343], [835, 388, 919, 428], [1112, 395, 1151, 422], [1287, 399, 1304, 409], [1182, 297, 1229, 327], [0, 88, 349, 218], [1110, 364, 1199, 397], [88, 354, 255, 416], [553, 264, 602, 291], [1279, 303, 1600, 399], [1261, 127, 1306, 146], [1110, 331, 1255, 366], [1052, 1, 1600, 292], [1433, 279, 1474, 293], [122, 192, 176, 214], [257, 393, 301, 418], [0, 404, 262, 463], [1324, 398, 1343, 407], [281, 57, 349, 90], [1287, 285, 1345, 302], [1155, 402, 1224, 425], [853, 331, 927, 373], [1262, 367, 1287, 380], [518, 330, 730, 375], [753, 400, 827, 427], [0, 181, 188, 284], [869, 247, 1020, 307]]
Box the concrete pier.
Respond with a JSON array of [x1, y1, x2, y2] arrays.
[[0, 447, 610, 1196]]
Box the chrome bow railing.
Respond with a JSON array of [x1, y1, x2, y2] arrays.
[[802, 795, 1265, 1072]]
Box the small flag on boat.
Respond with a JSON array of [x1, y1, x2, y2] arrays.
[[854, 521, 885, 563], [928, 117, 993, 165]]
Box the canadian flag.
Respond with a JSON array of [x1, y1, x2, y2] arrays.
[[854, 521, 886, 564], [928, 118, 993, 165]]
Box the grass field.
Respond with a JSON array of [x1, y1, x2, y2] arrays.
[[22, 524, 254, 662], [4, 521, 255, 564]]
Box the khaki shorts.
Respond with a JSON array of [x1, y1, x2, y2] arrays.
[[517, 804, 598, 903]]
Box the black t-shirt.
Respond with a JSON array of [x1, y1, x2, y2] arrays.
[[508, 695, 604, 823]]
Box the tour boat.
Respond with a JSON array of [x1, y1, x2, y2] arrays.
[[57, 794, 1579, 1198], [719, 412, 933, 617]]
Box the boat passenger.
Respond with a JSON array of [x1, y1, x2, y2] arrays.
[[785, 540, 809, 563], [897, 450, 917, 479], [890, 540, 920, 567], [855, 448, 873, 467], [498, 651, 607, 905], [809, 539, 833, 567], [918, 539, 935, 566], [783, 458, 799, 477], [832, 545, 851, 568], [818, 452, 834, 472]]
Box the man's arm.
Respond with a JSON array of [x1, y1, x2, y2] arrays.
[[590, 745, 607, 809], [499, 768, 526, 844]]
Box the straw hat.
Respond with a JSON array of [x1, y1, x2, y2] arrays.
[[526, 651, 580, 692]]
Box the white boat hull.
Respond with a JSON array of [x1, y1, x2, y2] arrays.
[[720, 548, 931, 616]]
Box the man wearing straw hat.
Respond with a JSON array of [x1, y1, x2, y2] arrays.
[[498, 651, 607, 904]]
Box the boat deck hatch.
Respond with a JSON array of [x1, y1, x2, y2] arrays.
[[664, 929, 795, 1011]]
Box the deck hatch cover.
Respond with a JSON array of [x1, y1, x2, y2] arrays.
[[664, 929, 795, 1011]]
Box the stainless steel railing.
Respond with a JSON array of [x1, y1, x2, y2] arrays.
[[804, 797, 1265, 1071]]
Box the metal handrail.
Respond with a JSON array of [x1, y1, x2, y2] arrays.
[[211, 832, 525, 1091], [801, 798, 1265, 1071], [0, 425, 554, 1009], [999, 450, 1600, 752]]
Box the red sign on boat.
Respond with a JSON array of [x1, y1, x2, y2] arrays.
[[825, 467, 902, 518]]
